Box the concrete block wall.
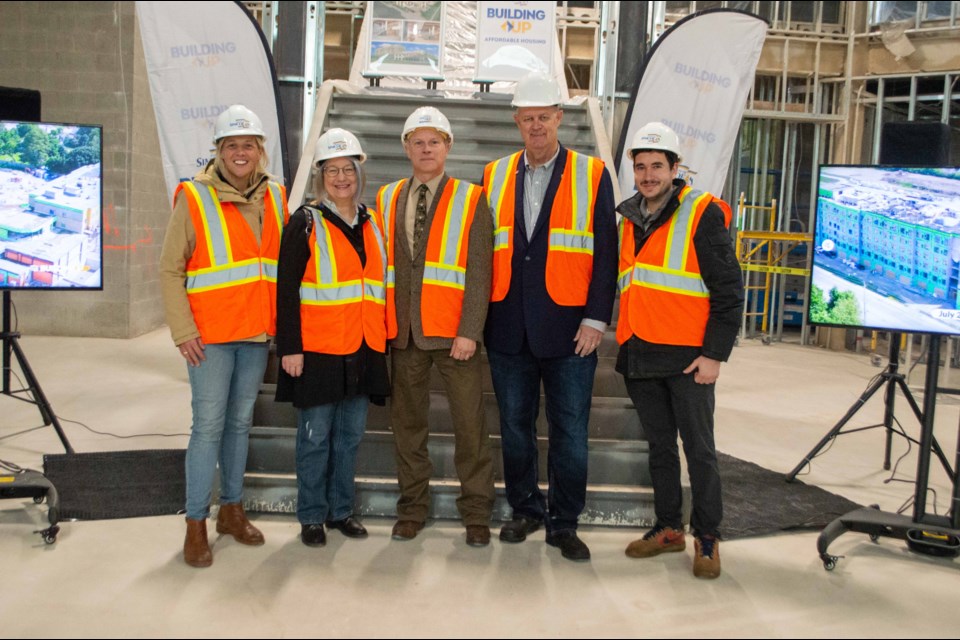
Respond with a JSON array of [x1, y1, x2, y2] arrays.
[[0, 2, 168, 338]]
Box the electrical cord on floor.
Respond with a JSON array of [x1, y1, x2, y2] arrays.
[[791, 433, 838, 478], [56, 415, 189, 440], [895, 486, 940, 517], [1, 366, 189, 441], [0, 459, 26, 473]]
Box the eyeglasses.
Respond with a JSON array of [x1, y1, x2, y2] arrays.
[[322, 165, 357, 177]]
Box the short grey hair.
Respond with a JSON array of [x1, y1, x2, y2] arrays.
[[310, 157, 366, 212]]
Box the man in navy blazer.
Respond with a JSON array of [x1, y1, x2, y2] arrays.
[[482, 71, 617, 561]]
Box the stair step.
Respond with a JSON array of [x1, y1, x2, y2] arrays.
[[264, 350, 625, 397], [323, 92, 602, 203], [254, 389, 643, 440], [243, 472, 669, 527], [423, 363, 628, 397], [247, 427, 651, 486]]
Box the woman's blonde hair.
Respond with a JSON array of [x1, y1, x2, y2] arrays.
[[214, 136, 271, 189]]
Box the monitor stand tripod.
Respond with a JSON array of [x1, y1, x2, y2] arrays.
[[2, 291, 73, 454], [0, 291, 70, 544], [785, 335, 952, 482], [813, 335, 960, 569]]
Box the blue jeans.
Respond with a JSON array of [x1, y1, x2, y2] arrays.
[[185, 341, 269, 520], [296, 395, 368, 524], [487, 347, 597, 533]]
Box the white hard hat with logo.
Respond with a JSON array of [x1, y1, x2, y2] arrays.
[[314, 128, 367, 165], [213, 104, 266, 142], [401, 106, 453, 143], [629, 122, 683, 163], [512, 71, 563, 108]]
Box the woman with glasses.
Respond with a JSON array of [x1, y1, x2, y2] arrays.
[[275, 128, 390, 547]]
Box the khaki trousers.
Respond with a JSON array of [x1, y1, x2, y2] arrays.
[[390, 344, 494, 525]]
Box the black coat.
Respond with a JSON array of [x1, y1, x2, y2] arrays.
[[274, 204, 390, 408]]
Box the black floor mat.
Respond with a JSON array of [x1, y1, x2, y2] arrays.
[[43, 449, 186, 520], [719, 451, 862, 539]]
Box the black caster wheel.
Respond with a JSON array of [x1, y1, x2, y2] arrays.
[[38, 525, 59, 545], [869, 533, 880, 543], [761, 335, 772, 345], [33, 495, 44, 504], [822, 555, 838, 571]]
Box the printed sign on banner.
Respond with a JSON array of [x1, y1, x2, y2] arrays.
[[366, 1, 445, 77], [475, 1, 555, 82], [136, 1, 286, 198], [616, 10, 767, 198]]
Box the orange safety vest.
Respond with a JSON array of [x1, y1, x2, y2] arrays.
[[376, 178, 482, 339], [483, 149, 604, 306], [177, 180, 288, 344], [299, 207, 388, 354], [616, 185, 732, 346]]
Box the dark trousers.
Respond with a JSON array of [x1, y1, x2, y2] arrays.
[[390, 344, 494, 525], [488, 346, 597, 533], [624, 373, 722, 537]]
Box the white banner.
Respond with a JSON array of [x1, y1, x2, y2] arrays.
[[475, 1, 555, 82], [616, 10, 767, 198], [366, 1, 446, 78], [136, 1, 287, 198]]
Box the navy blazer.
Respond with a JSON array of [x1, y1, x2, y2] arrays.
[[483, 146, 618, 358]]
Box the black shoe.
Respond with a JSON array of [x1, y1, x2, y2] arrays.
[[499, 515, 542, 543], [301, 523, 327, 547], [326, 516, 368, 539], [546, 530, 591, 562]]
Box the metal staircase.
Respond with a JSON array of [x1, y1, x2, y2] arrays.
[[244, 89, 680, 527]]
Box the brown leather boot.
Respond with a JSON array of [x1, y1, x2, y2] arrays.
[[184, 518, 212, 568], [215, 502, 265, 546]]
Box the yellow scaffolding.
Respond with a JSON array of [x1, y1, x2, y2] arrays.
[[735, 194, 812, 340]]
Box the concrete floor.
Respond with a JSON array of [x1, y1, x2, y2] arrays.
[[0, 328, 958, 638]]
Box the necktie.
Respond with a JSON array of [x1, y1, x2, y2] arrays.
[[414, 184, 428, 250]]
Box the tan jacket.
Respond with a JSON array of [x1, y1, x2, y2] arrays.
[[389, 174, 493, 351], [158, 163, 274, 346]]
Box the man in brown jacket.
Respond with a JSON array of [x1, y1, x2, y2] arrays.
[[375, 106, 495, 547]]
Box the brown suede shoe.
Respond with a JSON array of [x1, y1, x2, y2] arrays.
[[693, 535, 721, 579], [184, 518, 212, 568], [391, 520, 424, 540], [216, 503, 265, 546], [625, 525, 686, 558], [465, 525, 491, 547]]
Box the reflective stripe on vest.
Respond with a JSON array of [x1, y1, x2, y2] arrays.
[[423, 180, 475, 291], [548, 151, 595, 255], [485, 154, 519, 251], [184, 181, 284, 293], [376, 180, 404, 246], [376, 181, 404, 292], [628, 189, 711, 298], [300, 208, 388, 306]]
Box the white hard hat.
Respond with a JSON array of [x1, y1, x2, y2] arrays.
[[401, 106, 453, 143], [213, 104, 265, 142], [314, 128, 366, 165], [512, 71, 562, 108], [629, 122, 683, 163]]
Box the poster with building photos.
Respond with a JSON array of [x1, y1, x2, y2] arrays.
[[366, 1, 445, 77]]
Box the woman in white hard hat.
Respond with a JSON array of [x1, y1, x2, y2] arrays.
[[274, 128, 389, 547], [159, 104, 289, 568]]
